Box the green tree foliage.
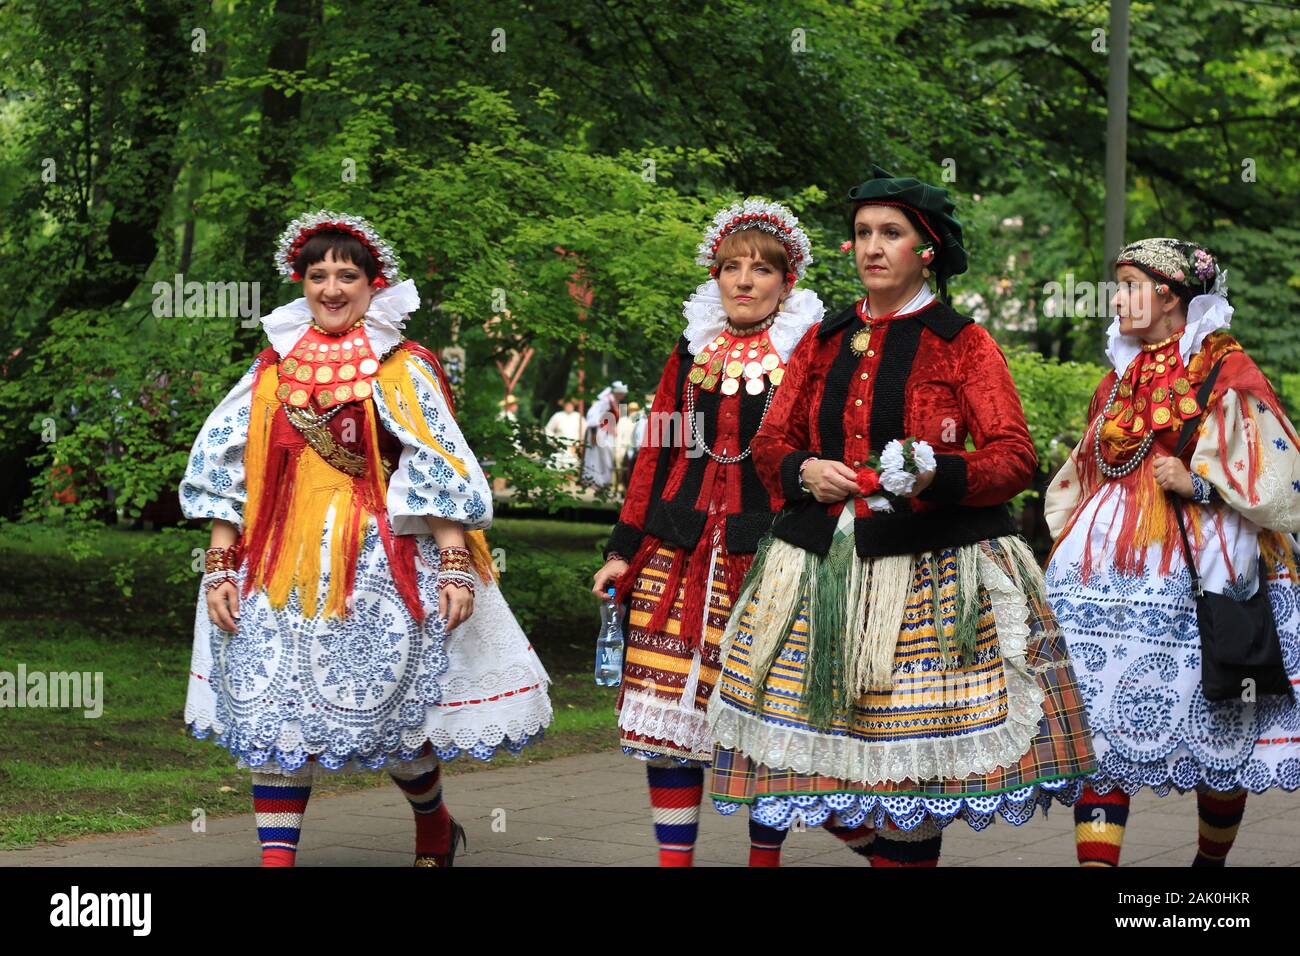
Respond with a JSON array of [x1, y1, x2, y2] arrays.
[[0, 0, 1294, 555]]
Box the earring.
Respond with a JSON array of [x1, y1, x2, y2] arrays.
[[778, 300, 784, 312], [922, 268, 932, 279]]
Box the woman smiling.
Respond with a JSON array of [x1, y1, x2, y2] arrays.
[[180, 211, 552, 867]]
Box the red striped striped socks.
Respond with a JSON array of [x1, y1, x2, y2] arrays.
[[390, 763, 452, 857], [251, 772, 312, 867], [871, 818, 942, 867], [823, 820, 877, 859], [646, 765, 703, 867], [748, 817, 787, 867], [1073, 786, 1130, 866], [1194, 788, 1247, 866]]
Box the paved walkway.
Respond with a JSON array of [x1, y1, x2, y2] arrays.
[[4, 751, 1300, 866]]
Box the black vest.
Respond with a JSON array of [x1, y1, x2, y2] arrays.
[[769, 302, 1018, 559], [638, 336, 778, 555]]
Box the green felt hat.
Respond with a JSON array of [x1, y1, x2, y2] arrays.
[[847, 165, 968, 300]]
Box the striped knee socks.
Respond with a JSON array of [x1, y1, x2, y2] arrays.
[[823, 820, 877, 859], [748, 817, 788, 867], [251, 772, 312, 867], [871, 818, 941, 867], [1194, 788, 1247, 866], [646, 765, 703, 867], [390, 762, 452, 857], [1074, 786, 1130, 867]]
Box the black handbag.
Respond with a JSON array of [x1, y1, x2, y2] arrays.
[[1169, 359, 1293, 703]]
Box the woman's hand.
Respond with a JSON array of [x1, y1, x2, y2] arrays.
[[592, 558, 630, 597], [439, 584, 475, 631], [1153, 454, 1195, 498], [426, 516, 476, 630], [802, 459, 859, 503], [207, 580, 240, 634]]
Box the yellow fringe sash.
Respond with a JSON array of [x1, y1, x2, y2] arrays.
[[241, 349, 498, 622]]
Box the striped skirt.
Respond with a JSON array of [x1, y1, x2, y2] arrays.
[[617, 544, 734, 764], [707, 535, 1097, 830]]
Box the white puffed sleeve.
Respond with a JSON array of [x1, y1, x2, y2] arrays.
[[1044, 437, 1087, 542], [1191, 387, 1300, 533], [372, 352, 493, 535], [178, 357, 261, 530]]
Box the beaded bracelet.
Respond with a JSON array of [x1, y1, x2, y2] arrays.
[[437, 570, 477, 596], [1190, 473, 1219, 505], [202, 570, 238, 594], [438, 546, 473, 571], [205, 545, 239, 574]]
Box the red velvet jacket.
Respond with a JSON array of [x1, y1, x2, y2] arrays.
[[603, 335, 786, 638], [757, 298, 1037, 558], [606, 336, 786, 562]]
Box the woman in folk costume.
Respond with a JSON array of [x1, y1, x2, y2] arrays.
[[1045, 237, 1300, 866], [705, 167, 1097, 867], [592, 200, 875, 866], [180, 211, 552, 867]]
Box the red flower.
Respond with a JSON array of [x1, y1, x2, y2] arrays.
[[856, 467, 882, 497]]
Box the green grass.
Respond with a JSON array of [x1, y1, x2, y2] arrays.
[[0, 517, 619, 849]]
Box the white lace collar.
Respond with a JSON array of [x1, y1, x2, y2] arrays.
[[682, 279, 825, 362], [1104, 286, 1234, 374], [260, 278, 420, 359]]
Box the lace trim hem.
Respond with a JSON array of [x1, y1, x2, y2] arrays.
[[621, 747, 711, 768], [188, 720, 546, 774], [187, 689, 552, 774], [1085, 743, 1300, 797], [711, 777, 1086, 832], [616, 687, 712, 753]]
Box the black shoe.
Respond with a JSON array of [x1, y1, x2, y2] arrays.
[[413, 820, 468, 867]]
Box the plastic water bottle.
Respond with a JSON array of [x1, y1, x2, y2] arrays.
[[594, 587, 625, 687]]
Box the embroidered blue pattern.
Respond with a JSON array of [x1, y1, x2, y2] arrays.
[[1047, 556, 1300, 795], [183, 352, 547, 774], [179, 360, 261, 527], [187, 525, 544, 772], [712, 778, 1085, 832], [371, 355, 492, 531]]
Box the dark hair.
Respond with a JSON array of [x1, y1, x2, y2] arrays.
[[1125, 263, 1197, 312], [293, 231, 379, 282]]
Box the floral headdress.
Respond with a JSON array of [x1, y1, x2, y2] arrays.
[[695, 198, 814, 283], [275, 209, 404, 288]]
